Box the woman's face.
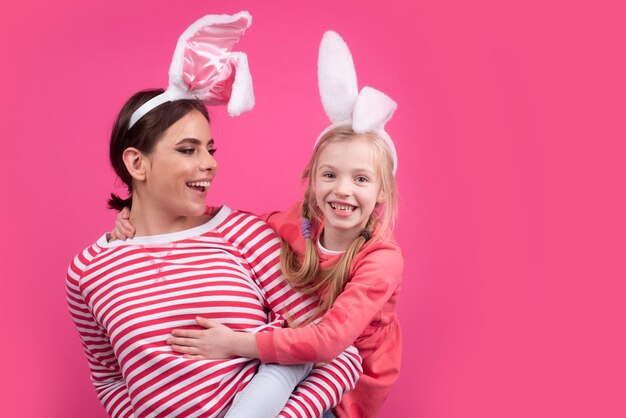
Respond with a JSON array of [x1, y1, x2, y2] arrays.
[[141, 109, 217, 218]]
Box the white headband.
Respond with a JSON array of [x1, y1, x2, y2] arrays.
[[129, 11, 255, 129], [316, 31, 398, 174]]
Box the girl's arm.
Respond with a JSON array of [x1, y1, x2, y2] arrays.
[[170, 242, 403, 364], [259, 243, 403, 364]]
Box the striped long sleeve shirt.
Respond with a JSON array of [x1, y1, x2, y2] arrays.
[[66, 206, 362, 417]]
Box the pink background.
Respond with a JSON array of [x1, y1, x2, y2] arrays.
[[1, 0, 625, 417]]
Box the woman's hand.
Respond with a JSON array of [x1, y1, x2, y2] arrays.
[[167, 317, 241, 360], [110, 207, 135, 241]]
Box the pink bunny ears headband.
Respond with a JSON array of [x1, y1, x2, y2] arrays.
[[317, 31, 398, 174], [129, 11, 255, 129]]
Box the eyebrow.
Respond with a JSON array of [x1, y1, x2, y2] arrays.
[[318, 164, 376, 176], [318, 164, 336, 171], [175, 138, 215, 146]]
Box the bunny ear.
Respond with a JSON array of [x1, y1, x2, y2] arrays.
[[353, 86, 399, 174], [226, 52, 254, 116], [168, 12, 252, 101], [129, 12, 254, 128], [352, 86, 398, 133], [314, 30, 399, 175], [318, 31, 359, 123]]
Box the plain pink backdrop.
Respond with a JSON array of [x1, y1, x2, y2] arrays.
[[1, 0, 625, 417]]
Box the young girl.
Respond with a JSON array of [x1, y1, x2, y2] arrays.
[[113, 31, 404, 418]]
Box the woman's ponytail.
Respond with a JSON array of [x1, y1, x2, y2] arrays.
[[108, 194, 133, 211]]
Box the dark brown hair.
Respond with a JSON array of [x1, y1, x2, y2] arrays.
[[108, 89, 210, 210]]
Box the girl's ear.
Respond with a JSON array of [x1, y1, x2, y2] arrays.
[[122, 147, 147, 181], [377, 188, 386, 204]]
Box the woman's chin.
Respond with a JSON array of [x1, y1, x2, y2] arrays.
[[187, 204, 207, 217]]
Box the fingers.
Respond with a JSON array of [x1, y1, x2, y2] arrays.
[[183, 354, 205, 360], [170, 329, 204, 338], [115, 220, 135, 240], [167, 336, 200, 347], [170, 344, 200, 355], [109, 229, 129, 242], [184, 355, 204, 360], [114, 207, 136, 240], [195, 316, 221, 329]]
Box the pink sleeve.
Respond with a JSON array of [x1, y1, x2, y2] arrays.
[[257, 243, 403, 364], [262, 203, 311, 255]]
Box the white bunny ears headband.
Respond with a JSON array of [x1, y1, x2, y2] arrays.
[[316, 31, 398, 174], [129, 11, 255, 129]]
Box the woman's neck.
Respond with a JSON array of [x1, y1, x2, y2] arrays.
[[129, 198, 209, 236]]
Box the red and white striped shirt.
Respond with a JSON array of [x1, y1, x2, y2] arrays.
[[67, 206, 362, 417]]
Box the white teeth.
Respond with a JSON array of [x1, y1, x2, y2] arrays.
[[330, 203, 355, 212], [187, 181, 211, 187]]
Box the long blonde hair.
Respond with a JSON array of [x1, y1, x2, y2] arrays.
[[281, 126, 398, 315]]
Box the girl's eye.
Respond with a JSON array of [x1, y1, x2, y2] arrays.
[[355, 176, 369, 183], [322, 172, 335, 179]]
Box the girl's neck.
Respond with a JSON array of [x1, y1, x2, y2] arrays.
[[129, 198, 209, 237], [319, 227, 359, 252]]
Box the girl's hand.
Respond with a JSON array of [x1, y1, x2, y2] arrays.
[[167, 317, 237, 360], [110, 207, 135, 241]]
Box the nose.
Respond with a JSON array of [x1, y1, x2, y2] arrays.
[[200, 149, 218, 171], [333, 177, 352, 197]]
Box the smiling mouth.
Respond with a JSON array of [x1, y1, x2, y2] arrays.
[[187, 181, 211, 192], [330, 202, 356, 212]]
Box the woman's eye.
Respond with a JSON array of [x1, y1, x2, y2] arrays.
[[208, 148, 217, 156], [177, 148, 195, 155]]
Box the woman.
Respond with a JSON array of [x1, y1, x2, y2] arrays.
[[66, 13, 361, 418]]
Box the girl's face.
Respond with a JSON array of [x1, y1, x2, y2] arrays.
[[313, 135, 384, 249], [142, 110, 217, 219]]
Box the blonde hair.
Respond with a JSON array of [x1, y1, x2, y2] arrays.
[[281, 126, 398, 316]]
